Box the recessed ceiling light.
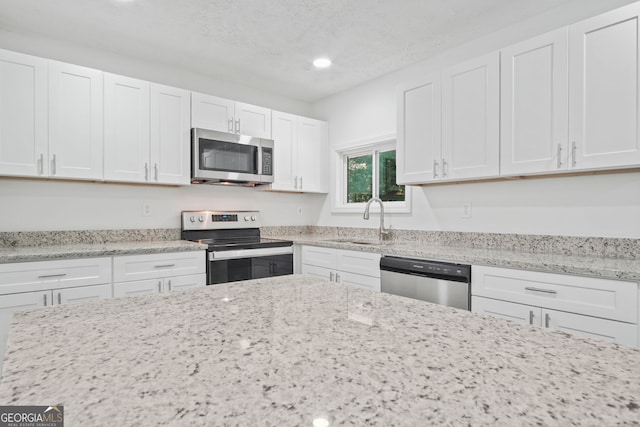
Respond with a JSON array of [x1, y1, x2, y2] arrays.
[[313, 58, 332, 69]]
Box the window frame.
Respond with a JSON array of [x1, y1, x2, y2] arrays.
[[332, 135, 411, 214]]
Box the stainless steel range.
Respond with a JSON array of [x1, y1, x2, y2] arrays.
[[181, 210, 293, 285]]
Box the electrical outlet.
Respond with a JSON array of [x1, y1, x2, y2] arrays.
[[142, 202, 152, 217], [462, 203, 472, 219]]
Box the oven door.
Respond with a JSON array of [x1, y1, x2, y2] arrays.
[[208, 246, 293, 285]]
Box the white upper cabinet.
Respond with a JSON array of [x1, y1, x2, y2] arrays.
[[441, 51, 500, 180], [500, 29, 569, 175], [0, 49, 48, 177], [190, 92, 235, 133], [48, 61, 103, 180], [396, 73, 441, 184], [569, 3, 640, 170], [270, 111, 328, 193], [191, 92, 272, 138], [104, 73, 150, 183], [150, 83, 191, 185], [271, 111, 299, 191]]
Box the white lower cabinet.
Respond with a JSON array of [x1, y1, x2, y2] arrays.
[[300, 246, 381, 292], [472, 265, 639, 347], [113, 251, 206, 297]]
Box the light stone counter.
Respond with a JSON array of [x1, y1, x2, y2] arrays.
[[0, 275, 638, 425], [279, 234, 640, 281], [0, 240, 208, 264]]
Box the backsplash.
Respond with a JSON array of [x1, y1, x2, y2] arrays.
[[0, 229, 181, 248], [262, 226, 640, 260]]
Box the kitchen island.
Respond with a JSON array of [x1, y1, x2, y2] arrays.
[[0, 275, 638, 425]]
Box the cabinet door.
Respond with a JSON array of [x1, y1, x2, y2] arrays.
[[235, 102, 271, 138], [297, 117, 328, 193], [270, 111, 299, 191], [0, 290, 48, 368], [104, 73, 150, 182], [301, 264, 333, 281], [472, 296, 541, 326], [190, 92, 234, 132], [442, 52, 500, 180], [0, 49, 48, 177], [114, 279, 163, 298], [396, 74, 442, 184], [300, 246, 336, 269], [165, 274, 206, 292], [337, 271, 380, 292], [335, 249, 380, 278], [569, 3, 640, 169], [55, 283, 112, 305], [48, 61, 103, 180], [150, 83, 190, 185], [501, 29, 569, 175], [543, 309, 638, 347]]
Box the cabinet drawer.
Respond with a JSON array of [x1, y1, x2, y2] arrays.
[[113, 251, 205, 282], [301, 246, 336, 269], [336, 250, 381, 278], [0, 257, 112, 295], [472, 266, 638, 323]]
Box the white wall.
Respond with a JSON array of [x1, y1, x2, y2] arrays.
[[0, 30, 326, 232], [312, 0, 640, 238], [0, 179, 325, 231]]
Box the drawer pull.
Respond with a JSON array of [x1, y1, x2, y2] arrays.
[[525, 287, 557, 295], [154, 264, 175, 268], [38, 273, 67, 279]]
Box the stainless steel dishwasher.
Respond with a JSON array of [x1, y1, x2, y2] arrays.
[[380, 256, 471, 310]]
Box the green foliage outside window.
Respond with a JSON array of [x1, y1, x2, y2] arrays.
[[346, 150, 405, 204]]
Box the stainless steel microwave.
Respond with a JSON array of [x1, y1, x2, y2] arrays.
[[191, 128, 274, 186]]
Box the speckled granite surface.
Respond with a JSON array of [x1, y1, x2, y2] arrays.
[[1, 275, 638, 426], [263, 227, 640, 281], [0, 229, 181, 248], [0, 241, 207, 263]]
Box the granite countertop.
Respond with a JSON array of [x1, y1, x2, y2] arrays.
[[0, 275, 638, 425], [281, 234, 640, 281], [0, 240, 207, 264]]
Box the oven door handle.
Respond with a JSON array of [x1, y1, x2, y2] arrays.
[[209, 246, 293, 261]]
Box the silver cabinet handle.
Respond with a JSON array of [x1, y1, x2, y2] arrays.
[[545, 313, 551, 328], [433, 160, 439, 179], [38, 154, 44, 175], [442, 159, 448, 178], [38, 273, 67, 279], [154, 264, 175, 268], [294, 176, 298, 189], [235, 119, 241, 134], [144, 162, 149, 181], [529, 310, 534, 325], [51, 154, 57, 175], [43, 294, 47, 306], [57, 292, 61, 305], [228, 118, 234, 133], [571, 141, 577, 167], [557, 144, 562, 168], [299, 176, 303, 189], [329, 272, 334, 281], [335, 273, 340, 283], [154, 163, 158, 181], [525, 287, 557, 295], [167, 280, 172, 291], [158, 281, 162, 292]]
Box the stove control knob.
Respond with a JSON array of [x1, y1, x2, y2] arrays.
[[244, 216, 250, 221], [189, 216, 196, 223], [198, 216, 205, 222], [251, 215, 257, 221]]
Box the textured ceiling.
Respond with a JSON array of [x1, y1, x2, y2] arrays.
[[0, 0, 582, 102]]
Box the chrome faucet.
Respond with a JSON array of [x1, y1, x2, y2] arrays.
[[363, 197, 389, 240]]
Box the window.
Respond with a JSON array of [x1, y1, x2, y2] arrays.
[[334, 138, 410, 213]]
